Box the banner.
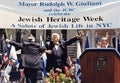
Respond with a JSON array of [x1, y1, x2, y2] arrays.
[[0, 0, 120, 29]]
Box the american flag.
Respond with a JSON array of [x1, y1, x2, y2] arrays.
[[84, 36, 90, 49], [3, 52, 9, 63]]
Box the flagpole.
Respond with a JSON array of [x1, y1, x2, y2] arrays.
[[84, 31, 90, 49]]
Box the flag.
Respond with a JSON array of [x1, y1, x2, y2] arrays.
[[1, 34, 5, 53], [9, 34, 19, 68], [40, 35, 44, 47], [95, 32, 100, 48], [3, 53, 9, 63], [1, 34, 19, 79], [9, 45, 19, 67], [75, 40, 82, 82], [84, 36, 90, 49], [90, 30, 95, 48], [1, 34, 9, 63], [3, 44, 19, 76], [95, 32, 99, 44], [40, 35, 47, 76]]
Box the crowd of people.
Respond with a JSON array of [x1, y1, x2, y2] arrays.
[[0, 31, 117, 83], [0, 32, 82, 83]]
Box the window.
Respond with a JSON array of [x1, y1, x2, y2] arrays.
[[61, 30, 67, 41], [31, 29, 36, 40], [46, 30, 51, 42]]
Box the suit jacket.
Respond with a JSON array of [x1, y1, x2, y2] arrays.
[[9, 41, 45, 70], [45, 37, 78, 72]]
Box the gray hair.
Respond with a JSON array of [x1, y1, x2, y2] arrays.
[[101, 37, 108, 41], [52, 33, 60, 40]]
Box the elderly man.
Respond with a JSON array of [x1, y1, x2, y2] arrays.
[[45, 33, 81, 73], [6, 34, 45, 83], [101, 37, 112, 48]]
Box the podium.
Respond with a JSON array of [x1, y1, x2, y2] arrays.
[[80, 48, 120, 83]]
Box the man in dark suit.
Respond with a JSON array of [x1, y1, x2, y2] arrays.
[[45, 33, 81, 73], [6, 35, 45, 83], [101, 37, 112, 48]]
